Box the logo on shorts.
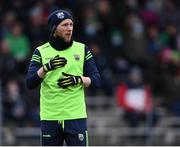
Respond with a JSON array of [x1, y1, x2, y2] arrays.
[[78, 133, 84, 141], [42, 134, 51, 137]]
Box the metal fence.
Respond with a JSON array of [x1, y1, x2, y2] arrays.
[[1, 96, 180, 145]]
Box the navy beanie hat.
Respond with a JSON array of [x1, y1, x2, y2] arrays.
[[48, 10, 73, 32]]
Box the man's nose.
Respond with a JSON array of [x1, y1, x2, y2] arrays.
[[66, 25, 73, 31]]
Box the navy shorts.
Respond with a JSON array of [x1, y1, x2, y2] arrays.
[[41, 118, 88, 146]]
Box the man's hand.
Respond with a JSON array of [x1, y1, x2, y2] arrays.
[[43, 55, 67, 72], [57, 72, 82, 88]]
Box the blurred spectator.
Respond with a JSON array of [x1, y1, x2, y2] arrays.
[[10, 0, 27, 21], [82, 5, 100, 40], [88, 42, 113, 96], [144, 0, 163, 13], [123, 13, 151, 67], [113, 56, 129, 82], [3, 80, 27, 126], [116, 66, 158, 127], [5, 22, 30, 73], [160, 22, 178, 49], [96, 0, 116, 56], [143, 25, 163, 95], [146, 25, 161, 56], [1, 11, 17, 36], [159, 0, 180, 29], [139, 2, 160, 27], [125, 0, 139, 11], [27, 1, 49, 48], [162, 68, 180, 117], [43, 0, 59, 16], [0, 39, 18, 85]]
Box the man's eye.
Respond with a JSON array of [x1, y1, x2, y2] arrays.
[[62, 24, 73, 27]]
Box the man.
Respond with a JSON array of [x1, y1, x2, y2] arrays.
[[26, 9, 101, 146]]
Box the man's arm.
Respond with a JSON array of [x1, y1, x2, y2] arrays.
[[56, 46, 101, 89], [83, 46, 101, 88], [26, 49, 43, 89], [26, 48, 67, 89], [81, 76, 91, 87]]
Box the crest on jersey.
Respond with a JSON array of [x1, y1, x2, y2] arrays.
[[56, 12, 65, 19], [74, 54, 80, 61]]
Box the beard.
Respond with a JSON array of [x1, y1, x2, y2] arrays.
[[55, 33, 72, 43], [49, 32, 73, 50]]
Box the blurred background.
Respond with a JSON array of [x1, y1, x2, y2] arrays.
[[0, 0, 180, 145]]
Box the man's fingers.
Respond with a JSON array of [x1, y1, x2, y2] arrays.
[[57, 78, 73, 88], [53, 58, 67, 63], [52, 61, 67, 66]]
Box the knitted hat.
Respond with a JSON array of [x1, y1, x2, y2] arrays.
[[48, 10, 73, 32]]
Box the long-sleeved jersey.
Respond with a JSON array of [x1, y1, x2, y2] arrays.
[[26, 45, 101, 89]]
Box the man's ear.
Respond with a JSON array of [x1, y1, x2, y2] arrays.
[[53, 29, 57, 37]]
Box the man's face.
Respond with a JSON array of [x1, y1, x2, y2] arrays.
[[54, 19, 73, 42]]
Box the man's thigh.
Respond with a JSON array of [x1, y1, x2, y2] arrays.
[[41, 120, 64, 146], [64, 118, 88, 146]]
